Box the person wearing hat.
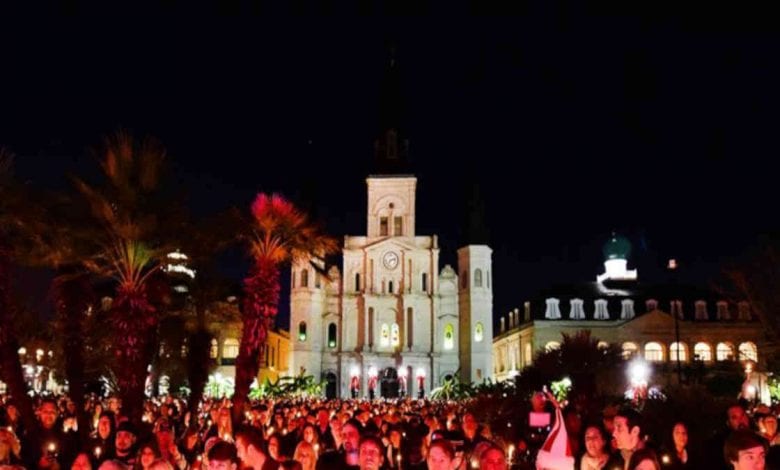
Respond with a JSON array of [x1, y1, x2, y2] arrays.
[[535, 392, 575, 470], [113, 421, 137, 467]]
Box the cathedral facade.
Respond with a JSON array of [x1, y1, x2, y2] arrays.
[[290, 175, 494, 399]]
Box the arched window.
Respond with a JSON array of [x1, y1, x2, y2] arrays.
[[474, 322, 484, 342], [739, 342, 758, 362], [301, 269, 309, 288], [298, 321, 307, 342], [222, 338, 239, 359], [597, 341, 609, 350], [545, 341, 561, 351], [622, 342, 639, 359], [644, 342, 664, 362], [327, 323, 337, 349], [444, 324, 454, 350], [694, 342, 712, 361], [421, 273, 428, 292], [355, 273, 361, 292], [669, 342, 688, 362], [209, 339, 218, 359], [388, 280, 394, 294], [717, 342, 735, 361], [524, 343, 533, 365], [475, 269, 483, 287], [391, 324, 400, 347], [380, 324, 390, 347]]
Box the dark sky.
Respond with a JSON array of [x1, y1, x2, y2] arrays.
[[2, 9, 778, 329]]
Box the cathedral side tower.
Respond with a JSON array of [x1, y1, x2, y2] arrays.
[[457, 245, 494, 383], [290, 257, 327, 380]]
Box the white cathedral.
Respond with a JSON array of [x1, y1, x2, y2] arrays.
[[289, 175, 494, 399]]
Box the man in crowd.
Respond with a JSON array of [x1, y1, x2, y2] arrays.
[[724, 430, 766, 470], [235, 426, 278, 470], [357, 436, 384, 470], [606, 407, 645, 470], [207, 441, 239, 470], [112, 422, 137, 467], [706, 404, 752, 470]]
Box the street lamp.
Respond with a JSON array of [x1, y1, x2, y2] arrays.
[[416, 368, 426, 399], [627, 359, 650, 403], [668, 258, 682, 384]]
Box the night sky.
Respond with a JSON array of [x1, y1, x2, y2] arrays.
[[2, 10, 778, 329]]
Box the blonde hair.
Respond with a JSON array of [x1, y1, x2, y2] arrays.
[[293, 441, 317, 470]]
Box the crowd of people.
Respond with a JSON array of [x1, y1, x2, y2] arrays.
[[0, 391, 777, 470]]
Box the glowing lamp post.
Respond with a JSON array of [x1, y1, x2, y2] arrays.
[[416, 368, 426, 399], [368, 366, 378, 400], [627, 359, 650, 403], [398, 368, 407, 397], [350, 365, 360, 399]]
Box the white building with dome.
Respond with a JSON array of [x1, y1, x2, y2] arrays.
[[290, 175, 494, 399]]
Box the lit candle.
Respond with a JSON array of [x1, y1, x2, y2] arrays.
[[471, 459, 479, 469], [396, 454, 401, 463], [268, 426, 275, 435], [661, 454, 671, 465], [314, 444, 320, 454], [94, 446, 102, 458], [283, 429, 288, 435], [508, 445, 514, 462], [48, 442, 57, 453]]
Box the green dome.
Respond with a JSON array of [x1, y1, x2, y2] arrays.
[[603, 233, 631, 261]]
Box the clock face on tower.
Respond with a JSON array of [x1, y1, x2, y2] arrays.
[[382, 251, 399, 270]]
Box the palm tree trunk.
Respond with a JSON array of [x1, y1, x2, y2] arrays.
[[233, 260, 279, 423], [112, 286, 157, 425], [0, 246, 39, 439], [187, 303, 212, 422], [54, 273, 93, 442]]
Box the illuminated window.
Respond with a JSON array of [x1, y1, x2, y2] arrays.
[[644, 342, 664, 362], [394, 216, 403, 236], [524, 343, 532, 364], [474, 269, 483, 287], [222, 338, 239, 359], [669, 342, 688, 362], [444, 324, 454, 350], [391, 324, 400, 347], [474, 322, 484, 342], [739, 342, 758, 362], [298, 321, 307, 342], [597, 341, 609, 350], [545, 341, 561, 351], [301, 269, 309, 288], [622, 342, 638, 359], [380, 324, 390, 347], [209, 339, 218, 359], [694, 343, 712, 362], [717, 342, 735, 361], [327, 323, 337, 349], [380, 217, 388, 236]]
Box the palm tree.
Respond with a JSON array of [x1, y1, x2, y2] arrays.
[[0, 148, 40, 438], [70, 131, 182, 424], [232, 193, 337, 421]]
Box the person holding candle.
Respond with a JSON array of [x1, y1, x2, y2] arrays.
[[292, 441, 317, 470]]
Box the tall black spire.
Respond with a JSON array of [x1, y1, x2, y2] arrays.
[[373, 43, 412, 174]]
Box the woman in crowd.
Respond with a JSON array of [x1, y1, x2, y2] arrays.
[[292, 441, 317, 470], [426, 439, 457, 470], [135, 441, 163, 470], [577, 424, 610, 470]]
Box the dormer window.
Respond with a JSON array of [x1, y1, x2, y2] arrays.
[[569, 299, 585, 320], [645, 299, 658, 312], [620, 299, 635, 319], [544, 298, 561, 319], [594, 299, 609, 320], [380, 217, 389, 236], [695, 300, 708, 320], [717, 301, 730, 320]]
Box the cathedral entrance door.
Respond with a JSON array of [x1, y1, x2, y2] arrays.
[[380, 368, 400, 398], [325, 372, 337, 399]]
